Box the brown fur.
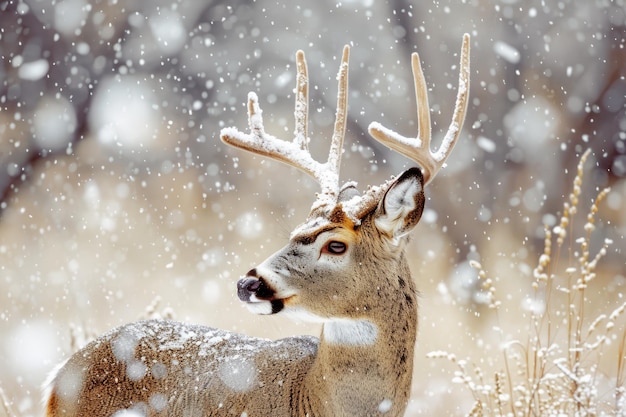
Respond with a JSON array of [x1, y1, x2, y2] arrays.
[[44, 170, 424, 417]]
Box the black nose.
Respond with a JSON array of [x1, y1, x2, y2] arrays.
[[237, 269, 275, 301], [237, 278, 261, 301]]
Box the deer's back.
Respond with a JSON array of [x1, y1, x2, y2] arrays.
[[46, 319, 319, 417]]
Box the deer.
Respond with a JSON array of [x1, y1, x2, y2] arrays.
[[44, 34, 470, 417]]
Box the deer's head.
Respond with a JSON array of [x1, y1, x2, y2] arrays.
[[220, 36, 470, 329]]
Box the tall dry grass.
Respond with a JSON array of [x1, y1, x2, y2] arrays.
[[429, 149, 626, 416]]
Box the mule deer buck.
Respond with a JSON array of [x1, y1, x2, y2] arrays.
[[44, 34, 470, 417]]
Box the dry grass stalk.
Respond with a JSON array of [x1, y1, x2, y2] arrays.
[[429, 150, 625, 416], [0, 384, 17, 417]]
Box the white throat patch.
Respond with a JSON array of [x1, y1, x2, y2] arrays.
[[323, 319, 378, 346]]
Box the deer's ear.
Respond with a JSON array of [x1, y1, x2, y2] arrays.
[[374, 168, 425, 241]]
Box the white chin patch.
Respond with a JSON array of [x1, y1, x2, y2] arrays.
[[244, 301, 273, 315]]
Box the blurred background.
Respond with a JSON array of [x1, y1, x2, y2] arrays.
[[0, 0, 624, 415]]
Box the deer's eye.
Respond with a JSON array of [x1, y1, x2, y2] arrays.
[[323, 240, 347, 255]]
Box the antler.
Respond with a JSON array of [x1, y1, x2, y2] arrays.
[[221, 37, 470, 223], [220, 46, 350, 208], [368, 33, 471, 185]]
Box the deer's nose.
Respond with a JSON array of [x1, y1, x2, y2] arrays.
[[237, 278, 259, 302], [237, 269, 275, 301], [236, 278, 259, 301]]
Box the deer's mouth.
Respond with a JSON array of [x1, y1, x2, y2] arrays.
[[237, 274, 293, 315]]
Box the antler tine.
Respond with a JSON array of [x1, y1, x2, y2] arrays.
[[294, 50, 309, 151], [327, 45, 350, 185], [368, 33, 471, 184], [220, 46, 351, 203]]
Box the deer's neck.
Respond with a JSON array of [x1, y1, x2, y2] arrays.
[[298, 272, 418, 416]]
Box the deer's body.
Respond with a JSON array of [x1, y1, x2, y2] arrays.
[[46, 187, 420, 417], [47, 320, 318, 416], [44, 35, 470, 417]]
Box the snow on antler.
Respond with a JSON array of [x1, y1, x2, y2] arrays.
[[220, 46, 350, 210], [221, 36, 470, 222]]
